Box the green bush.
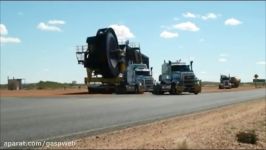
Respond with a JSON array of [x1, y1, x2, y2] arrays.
[[236, 130, 257, 144], [36, 81, 70, 90]]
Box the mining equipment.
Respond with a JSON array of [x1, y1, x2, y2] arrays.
[[230, 76, 241, 88], [76, 28, 154, 94]]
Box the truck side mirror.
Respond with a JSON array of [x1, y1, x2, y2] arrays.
[[159, 75, 162, 82], [190, 61, 193, 71], [150, 67, 153, 76]]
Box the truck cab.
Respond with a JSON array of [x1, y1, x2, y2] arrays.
[[126, 64, 154, 92], [219, 75, 232, 89], [153, 60, 201, 95]]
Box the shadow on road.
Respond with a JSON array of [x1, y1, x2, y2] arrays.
[[62, 92, 89, 95]]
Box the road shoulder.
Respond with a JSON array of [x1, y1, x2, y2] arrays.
[[49, 98, 266, 149]]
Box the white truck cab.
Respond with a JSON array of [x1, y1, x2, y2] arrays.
[[126, 64, 154, 92]]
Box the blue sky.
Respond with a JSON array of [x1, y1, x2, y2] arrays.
[[0, 1, 265, 84]]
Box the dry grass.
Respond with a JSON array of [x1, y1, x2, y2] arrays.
[[176, 139, 188, 149], [0, 84, 260, 97]]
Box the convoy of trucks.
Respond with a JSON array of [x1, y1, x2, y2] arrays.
[[76, 27, 241, 94]]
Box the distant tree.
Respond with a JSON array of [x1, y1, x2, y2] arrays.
[[254, 74, 259, 88]]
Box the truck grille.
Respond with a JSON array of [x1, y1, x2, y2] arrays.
[[144, 79, 153, 85], [183, 75, 195, 86], [184, 75, 194, 80], [184, 81, 194, 86]]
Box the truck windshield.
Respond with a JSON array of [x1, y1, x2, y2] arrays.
[[135, 71, 150, 76], [221, 76, 230, 80], [171, 65, 190, 72]]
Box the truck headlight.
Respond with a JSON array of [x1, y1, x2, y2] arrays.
[[196, 80, 201, 85]]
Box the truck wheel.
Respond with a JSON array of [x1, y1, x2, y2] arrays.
[[170, 84, 177, 95], [87, 87, 91, 94], [170, 88, 177, 95], [152, 90, 157, 94], [176, 90, 182, 95], [135, 85, 143, 94], [115, 86, 125, 94], [170, 91, 175, 95], [152, 85, 161, 95], [88, 87, 95, 94]]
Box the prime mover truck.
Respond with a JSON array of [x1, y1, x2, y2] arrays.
[[152, 60, 201, 95]]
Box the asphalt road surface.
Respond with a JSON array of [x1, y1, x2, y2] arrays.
[[1, 89, 265, 147]]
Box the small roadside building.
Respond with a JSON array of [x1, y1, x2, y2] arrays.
[[8, 78, 22, 90]]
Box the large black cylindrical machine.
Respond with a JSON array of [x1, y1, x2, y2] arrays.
[[84, 28, 149, 78]]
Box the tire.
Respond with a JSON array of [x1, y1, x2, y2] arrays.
[[170, 83, 177, 95], [176, 90, 182, 95], [115, 84, 126, 94], [152, 85, 161, 95], [87, 87, 91, 94], [135, 85, 142, 94], [87, 87, 95, 94]]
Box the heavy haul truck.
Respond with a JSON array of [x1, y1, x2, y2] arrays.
[[152, 60, 202, 95], [219, 75, 241, 89], [76, 28, 154, 94]]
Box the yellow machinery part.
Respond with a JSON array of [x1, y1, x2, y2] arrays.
[[85, 68, 123, 85]]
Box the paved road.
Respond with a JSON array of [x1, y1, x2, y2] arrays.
[[0, 89, 265, 147]]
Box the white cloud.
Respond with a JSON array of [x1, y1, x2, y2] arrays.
[[48, 20, 65, 25], [160, 30, 178, 39], [0, 24, 8, 35], [201, 13, 217, 20], [218, 58, 227, 62], [256, 61, 266, 65], [0, 36, 21, 44], [225, 18, 242, 26], [173, 21, 200, 32], [37, 22, 61, 32], [37, 19, 65, 32], [200, 71, 207, 74], [109, 24, 134, 41], [182, 12, 219, 20], [218, 53, 229, 63], [0, 24, 21, 44], [183, 12, 196, 18]]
